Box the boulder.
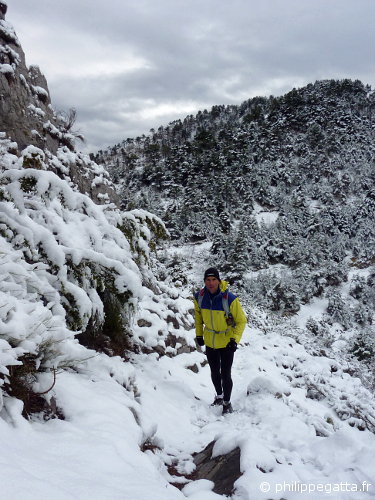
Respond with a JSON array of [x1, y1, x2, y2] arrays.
[[193, 441, 242, 496]]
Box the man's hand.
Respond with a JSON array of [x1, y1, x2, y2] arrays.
[[196, 336, 204, 347], [226, 338, 237, 352]]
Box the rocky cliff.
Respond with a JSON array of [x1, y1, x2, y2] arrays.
[[0, 1, 62, 152], [0, 2, 118, 205]]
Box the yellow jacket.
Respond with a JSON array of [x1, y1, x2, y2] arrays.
[[194, 280, 247, 349]]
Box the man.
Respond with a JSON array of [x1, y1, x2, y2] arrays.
[[194, 267, 247, 414]]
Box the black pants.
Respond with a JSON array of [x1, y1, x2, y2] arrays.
[[206, 346, 234, 402]]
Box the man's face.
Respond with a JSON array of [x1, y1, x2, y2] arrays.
[[204, 276, 220, 294]]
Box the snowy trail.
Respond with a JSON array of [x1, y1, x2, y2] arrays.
[[133, 324, 375, 499], [1, 324, 375, 499], [222, 333, 375, 499]]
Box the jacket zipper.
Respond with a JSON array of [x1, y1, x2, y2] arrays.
[[210, 297, 215, 348]]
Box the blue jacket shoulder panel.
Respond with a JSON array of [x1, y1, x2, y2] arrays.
[[196, 288, 237, 311], [226, 291, 237, 307]]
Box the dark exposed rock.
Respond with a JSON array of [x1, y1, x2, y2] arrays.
[[193, 441, 242, 496], [176, 343, 194, 355], [137, 319, 153, 327], [153, 345, 166, 357], [165, 333, 195, 355], [0, 12, 60, 153], [186, 363, 199, 373], [0, 2, 7, 19], [166, 314, 180, 329]]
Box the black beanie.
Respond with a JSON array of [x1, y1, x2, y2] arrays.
[[204, 267, 220, 280]]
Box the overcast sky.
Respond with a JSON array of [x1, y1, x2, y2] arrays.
[[7, 0, 375, 153]]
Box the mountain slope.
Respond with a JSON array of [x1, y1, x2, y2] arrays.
[[97, 79, 375, 388], [96, 79, 375, 255]]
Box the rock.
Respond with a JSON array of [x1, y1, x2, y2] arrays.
[[177, 344, 194, 355], [193, 441, 242, 496], [186, 363, 199, 373], [0, 6, 119, 206], [137, 319, 152, 327], [166, 314, 180, 329], [0, 11, 60, 153], [0, 2, 7, 19]]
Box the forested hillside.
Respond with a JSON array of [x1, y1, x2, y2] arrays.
[[96, 79, 375, 384]]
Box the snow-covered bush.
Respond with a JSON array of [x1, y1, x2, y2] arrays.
[[350, 328, 375, 362], [0, 138, 170, 415], [244, 270, 302, 314]]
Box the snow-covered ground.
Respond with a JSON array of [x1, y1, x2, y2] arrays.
[[1, 317, 374, 499], [0, 141, 374, 499], [252, 202, 279, 227]]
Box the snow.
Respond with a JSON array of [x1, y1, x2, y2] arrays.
[[1, 137, 375, 499], [0, 139, 171, 410], [2, 321, 375, 499], [252, 201, 279, 226], [28, 104, 46, 118], [308, 199, 322, 213], [31, 85, 48, 98], [0, 63, 13, 74], [0, 367, 183, 500], [182, 480, 218, 498], [295, 296, 329, 327], [0, 19, 19, 46]]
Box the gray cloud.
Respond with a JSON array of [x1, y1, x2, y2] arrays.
[[8, 0, 375, 152]]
